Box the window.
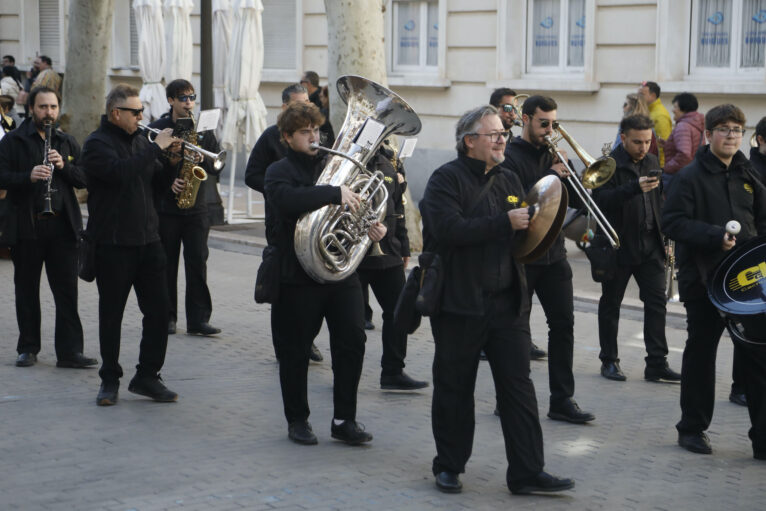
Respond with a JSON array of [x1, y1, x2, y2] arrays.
[[39, 0, 61, 65], [111, 0, 139, 70], [690, 0, 766, 75], [391, 0, 439, 72], [262, 0, 298, 72], [527, 0, 586, 72]]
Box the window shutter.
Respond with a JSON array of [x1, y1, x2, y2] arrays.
[[130, 0, 139, 66], [263, 0, 297, 70], [39, 0, 61, 64]]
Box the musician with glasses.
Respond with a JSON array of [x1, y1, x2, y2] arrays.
[[663, 104, 766, 458], [80, 84, 180, 406], [150, 79, 223, 338], [0, 86, 96, 369], [500, 95, 595, 425]]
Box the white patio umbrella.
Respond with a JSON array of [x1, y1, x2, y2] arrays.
[[134, 0, 166, 121], [220, 0, 268, 224], [163, 0, 194, 82], [212, 0, 233, 110]]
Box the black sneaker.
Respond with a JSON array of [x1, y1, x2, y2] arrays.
[[645, 363, 681, 382], [309, 343, 324, 362], [380, 372, 429, 390], [330, 420, 373, 445], [96, 381, 119, 406], [288, 420, 318, 445], [128, 374, 178, 402], [678, 431, 712, 454], [508, 471, 575, 495]]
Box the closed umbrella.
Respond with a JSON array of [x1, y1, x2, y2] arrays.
[[134, 0, 166, 121], [163, 0, 194, 82], [221, 0, 268, 224], [213, 0, 233, 110]]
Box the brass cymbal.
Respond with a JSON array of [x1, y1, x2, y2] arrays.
[[512, 175, 568, 264]]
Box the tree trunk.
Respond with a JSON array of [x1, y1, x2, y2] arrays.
[[323, 0, 423, 251]]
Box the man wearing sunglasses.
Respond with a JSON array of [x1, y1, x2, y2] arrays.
[[80, 84, 181, 406], [663, 104, 766, 458], [150, 79, 224, 338], [500, 95, 595, 425]]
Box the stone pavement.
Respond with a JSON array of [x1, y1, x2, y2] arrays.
[[1, 201, 765, 510]]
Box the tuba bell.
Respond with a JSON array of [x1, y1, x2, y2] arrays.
[[294, 75, 421, 283]]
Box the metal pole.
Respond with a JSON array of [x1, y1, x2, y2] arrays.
[[227, 157, 236, 224], [200, 0, 213, 110]]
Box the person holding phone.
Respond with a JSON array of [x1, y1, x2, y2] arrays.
[[592, 114, 681, 383]]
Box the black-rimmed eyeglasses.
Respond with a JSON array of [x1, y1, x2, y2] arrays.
[[470, 131, 510, 143], [711, 126, 746, 137]]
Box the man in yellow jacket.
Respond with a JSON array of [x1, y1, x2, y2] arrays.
[[639, 81, 672, 167]]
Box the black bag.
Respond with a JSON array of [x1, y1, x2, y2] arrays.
[[254, 245, 281, 304], [415, 252, 444, 317], [78, 231, 97, 282], [583, 234, 616, 282], [393, 266, 422, 334]]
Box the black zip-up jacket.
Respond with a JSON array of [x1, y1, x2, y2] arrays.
[[358, 146, 410, 270], [264, 148, 344, 286], [0, 118, 86, 244], [419, 153, 528, 317], [662, 146, 766, 301], [500, 136, 579, 266], [149, 112, 224, 216], [245, 124, 284, 194], [593, 145, 663, 266], [80, 116, 177, 246], [750, 146, 766, 185]]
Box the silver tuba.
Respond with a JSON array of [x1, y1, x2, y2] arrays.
[[294, 75, 421, 283]]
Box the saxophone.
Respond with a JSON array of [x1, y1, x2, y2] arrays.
[[176, 112, 208, 209]]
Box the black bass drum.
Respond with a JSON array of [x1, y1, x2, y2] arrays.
[[707, 234, 766, 346]]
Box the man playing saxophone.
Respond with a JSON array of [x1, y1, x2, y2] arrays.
[[150, 79, 223, 337]]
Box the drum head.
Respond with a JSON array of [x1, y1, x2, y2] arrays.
[[708, 234, 766, 316]]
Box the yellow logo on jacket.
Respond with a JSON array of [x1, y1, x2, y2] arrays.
[[384, 176, 394, 183], [506, 195, 519, 204], [744, 183, 754, 194], [67, 155, 74, 162]]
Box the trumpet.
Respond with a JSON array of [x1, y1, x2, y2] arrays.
[[138, 124, 227, 170], [544, 122, 620, 248], [509, 93, 528, 127], [751, 132, 759, 148]]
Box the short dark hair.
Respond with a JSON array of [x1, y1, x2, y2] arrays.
[[489, 88, 517, 107], [705, 104, 746, 131], [281, 83, 307, 104], [672, 92, 698, 113], [642, 81, 661, 98], [28, 86, 60, 109], [39, 55, 52, 66], [277, 102, 325, 139], [105, 83, 140, 114], [2, 55, 14, 64], [302, 71, 319, 87], [166, 79, 194, 99], [620, 114, 654, 134], [755, 116, 766, 142], [1, 65, 15, 78], [522, 95, 557, 117]]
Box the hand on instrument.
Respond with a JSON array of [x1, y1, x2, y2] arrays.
[[153, 128, 177, 150], [550, 162, 570, 178], [171, 177, 186, 194], [47, 149, 65, 169], [722, 232, 736, 251], [553, 148, 568, 164], [368, 222, 387, 242], [340, 185, 361, 212], [639, 175, 660, 193], [508, 207, 530, 230], [30, 164, 52, 182]]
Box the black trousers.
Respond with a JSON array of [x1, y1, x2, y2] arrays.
[[271, 277, 366, 424], [358, 265, 407, 375], [430, 294, 544, 484], [158, 213, 212, 327], [94, 242, 169, 384], [524, 259, 575, 405], [677, 298, 766, 455], [598, 249, 668, 366], [11, 214, 84, 359]]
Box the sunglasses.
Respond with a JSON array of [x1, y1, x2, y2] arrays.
[[115, 106, 144, 116], [176, 94, 196, 102], [502, 104, 515, 113], [529, 117, 552, 128]]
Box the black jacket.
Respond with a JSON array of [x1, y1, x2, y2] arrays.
[[358, 146, 410, 270], [245, 124, 284, 194], [420, 153, 528, 317], [593, 145, 663, 266], [80, 116, 177, 246], [750, 146, 766, 186], [500, 136, 578, 266], [149, 112, 224, 216], [0, 118, 86, 244], [264, 148, 343, 286], [662, 146, 766, 301]]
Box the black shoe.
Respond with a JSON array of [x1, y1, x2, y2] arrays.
[[530, 343, 547, 360], [548, 398, 595, 424], [96, 382, 119, 406], [288, 420, 318, 445], [435, 471, 462, 493], [645, 363, 681, 382], [380, 371, 429, 390], [479, 350, 488, 361], [601, 361, 626, 381], [364, 320, 375, 330], [330, 420, 373, 445], [56, 353, 98, 368], [309, 343, 324, 362], [508, 471, 575, 495], [729, 391, 747, 406], [15, 352, 37, 367], [128, 374, 178, 402], [187, 322, 221, 336], [168, 321, 176, 335], [678, 431, 712, 454]]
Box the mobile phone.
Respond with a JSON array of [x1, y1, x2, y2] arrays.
[[647, 169, 662, 179]]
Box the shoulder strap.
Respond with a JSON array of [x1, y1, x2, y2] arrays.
[[467, 174, 497, 215]]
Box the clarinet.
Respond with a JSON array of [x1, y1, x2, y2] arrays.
[[40, 121, 56, 217]]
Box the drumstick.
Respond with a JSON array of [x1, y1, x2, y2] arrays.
[[726, 220, 741, 241]]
